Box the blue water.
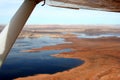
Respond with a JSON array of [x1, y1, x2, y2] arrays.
[[72, 33, 120, 38], [0, 36, 83, 80]]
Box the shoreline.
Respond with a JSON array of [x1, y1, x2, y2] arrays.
[[16, 34, 120, 80]]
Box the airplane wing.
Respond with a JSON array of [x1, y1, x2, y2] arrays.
[[46, 0, 120, 12]]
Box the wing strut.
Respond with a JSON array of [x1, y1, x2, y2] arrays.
[[0, 0, 41, 67]]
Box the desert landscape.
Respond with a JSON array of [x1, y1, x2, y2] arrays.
[[0, 25, 120, 80]]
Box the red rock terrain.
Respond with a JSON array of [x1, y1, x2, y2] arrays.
[[16, 34, 120, 80]]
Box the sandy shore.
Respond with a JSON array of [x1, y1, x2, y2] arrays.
[[16, 34, 120, 80]]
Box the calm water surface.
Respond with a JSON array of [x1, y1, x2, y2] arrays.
[[72, 33, 120, 38], [0, 36, 83, 80]]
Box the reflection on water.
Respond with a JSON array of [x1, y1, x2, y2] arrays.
[[0, 36, 83, 80], [72, 33, 120, 38], [14, 36, 67, 50]]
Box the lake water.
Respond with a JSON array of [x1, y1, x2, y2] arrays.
[[0, 36, 83, 80], [72, 33, 120, 38]]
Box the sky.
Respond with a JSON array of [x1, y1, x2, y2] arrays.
[[0, 0, 120, 25]]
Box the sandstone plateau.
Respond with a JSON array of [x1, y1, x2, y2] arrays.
[[1, 25, 120, 80], [16, 34, 120, 80]]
